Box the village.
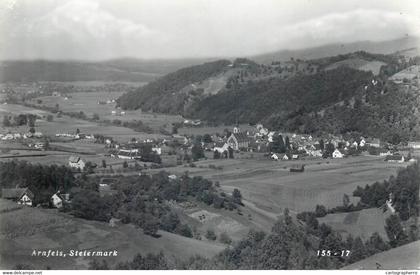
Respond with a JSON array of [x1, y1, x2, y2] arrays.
[[1, 115, 419, 209]]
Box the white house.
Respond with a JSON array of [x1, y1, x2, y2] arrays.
[[2, 188, 34, 206], [332, 149, 344, 159], [68, 155, 86, 170], [379, 150, 392, 156], [51, 192, 64, 208], [152, 146, 162, 155], [168, 174, 177, 180], [271, 153, 279, 161], [408, 142, 420, 149], [385, 155, 405, 163], [282, 154, 289, 161], [214, 143, 229, 154]]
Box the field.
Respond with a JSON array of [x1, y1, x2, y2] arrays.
[[318, 208, 392, 241], [342, 240, 420, 270], [325, 58, 386, 75], [0, 199, 225, 269], [28, 91, 183, 131], [162, 154, 407, 217], [0, 103, 167, 142]]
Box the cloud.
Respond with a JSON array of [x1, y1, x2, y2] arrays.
[[2, 0, 169, 59], [1, 1, 419, 60], [265, 9, 420, 50]]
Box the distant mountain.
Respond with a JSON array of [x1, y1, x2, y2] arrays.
[[252, 36, 420, 64], [0, 58, 215, 83], [118, 51, 420, 142]]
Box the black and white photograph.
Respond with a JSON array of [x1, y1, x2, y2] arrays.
[[0, 0, 419, 273]]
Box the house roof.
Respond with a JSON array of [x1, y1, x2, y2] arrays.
[[232, 133, 249, 142], [214, 141, 227, 148], [385, 155, 404, 161], [2, 188, 34, 200], [69, 155, 81, 163]]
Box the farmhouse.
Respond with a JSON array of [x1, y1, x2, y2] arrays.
[[366, 138, 381, 148], [116, 150, 138, 160], [68, 155, 86, 170], [408, 141, 420, 149], [227, 132, 249, 151], [379, 150, 392, 156], [50, 192, 69, 208], [332, 149, 344, 159], [281, 154, 290, 161], [109, 217, 122, 227], [2, 188, 34, 206], [213, 142, 229, 154], [385, 155, 405, 163]]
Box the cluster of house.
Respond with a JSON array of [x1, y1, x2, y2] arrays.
[[183, 119, 202, 127], [98, 99, 116, 105], [68, 155, 86, 170], [108, 142, 162, 160], [193, 124, 418, 162], [111, 110, 126, 116], [55, 132, 95, 140], [1, 188, 69, 208], [0, 131, 43, 140]]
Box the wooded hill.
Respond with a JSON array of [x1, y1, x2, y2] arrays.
[[117, 52, 420, 143]]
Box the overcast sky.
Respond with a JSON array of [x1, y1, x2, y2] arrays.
[[0, 0, 419, 60]]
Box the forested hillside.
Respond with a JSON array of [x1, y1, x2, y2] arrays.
[[117, 60, 231, 113], [117, 52, 420, 142]]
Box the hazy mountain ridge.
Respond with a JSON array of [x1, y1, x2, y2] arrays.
[[0, 58, 216, 83], [252, 36, 420, 64]]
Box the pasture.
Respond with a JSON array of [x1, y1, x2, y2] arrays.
[[172, 155, 408, 216], [317, 208, 391, 241], [0, 103, 167, 142], [29, 91, 183, 131], [343, 240, 420, 270], [0, 200, 225, 269]]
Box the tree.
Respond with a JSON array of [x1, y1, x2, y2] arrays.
[[176, 224, 193, 238], [213, 150, 221, 159], [28, 116, 35, 127], [315, 204, 327, 217], [29, 127, 35, 134], [46, 114, 53, 122], [343, 194, 350, 208], [43, 138, 50, 150], [206, 229, 217, 240], [319, 139, 325, 151], [160, 212, 180, 233], [232, 188, 243, 205], [101, 159, 107, 168], [272, 134, 286, 153], [92, 113, 100, 120], [285, 136, 291, 150], [203, 134, 212, 143], [228, 146, 234, 159], [76, 128, 80, 134], [3, 116, 11, 127], [123, 161, 129, 169], [219, 232, 232, 244], [349, 237, 367, 263], [143, 218, 159, 237], [323, 142, 335, 158], [365, 232, 390, 255], [191, 142, 205, 161], [385, 214, 409, 247]]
